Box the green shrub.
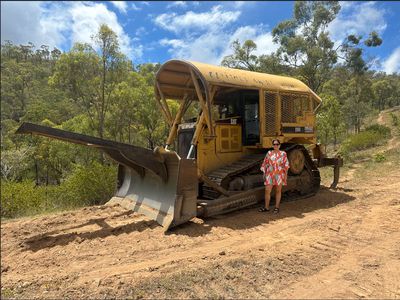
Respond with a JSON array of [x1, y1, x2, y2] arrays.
[[339, 129, 388, 157], [59, 162, 117, 208], [364, 124, 391, 138], [1, 162, 117, 219], [390, 112, 400, 134], [374, 153, 386, 162], [1, 180, 58, 218], [390, 113, 399, 127]]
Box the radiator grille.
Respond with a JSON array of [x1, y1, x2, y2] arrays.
[[281, 93, 310, 123], [264, 92, 277, 136]]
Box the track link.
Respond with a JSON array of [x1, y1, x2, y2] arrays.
[[200, 145, 320, 206], [202, 153, 265, 199]]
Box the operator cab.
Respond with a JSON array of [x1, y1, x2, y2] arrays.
[[214, 89, 260, 146]]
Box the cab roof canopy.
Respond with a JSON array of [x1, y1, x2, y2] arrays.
[[155, 59, 322, 103]]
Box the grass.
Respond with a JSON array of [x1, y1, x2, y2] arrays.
[[320, 108, 400, 185], [353, 146, 400, 179], [319, 164, 351, 187], [1, 288, 15, 299], [339, 124, 391, 158], [108, 249, 331, 299], [343, 109, 400, 182], [389, 110, 400, 136]]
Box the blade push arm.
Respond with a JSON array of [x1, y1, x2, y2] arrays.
[[16, 122, 168, 182]]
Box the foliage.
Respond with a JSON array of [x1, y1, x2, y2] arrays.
[[364, 124, 391, 138], [341, 75, 374, 133], [272, 1, 382, 92], [221, 40, 259, 71], [1, 146, 34, 181], [317, 94, 344, 148], [58, 161, 117, 207], [1, 25, 173, 218], [340, 31, 382, 75], [220, 40, 291, 75], [1, 162, 117, 218], [1, 180, 57, 218], [372, 79, 397, 111], [390, 112, 399, 133], [106, 69, 174, 148], [49, 25, 131, 140], [316, 111, 330, 151], [339, 125, 391, 156], [374, 152, 386, 163], [272, 1, 340, 92], [1, 15, 399, 219], [340, 131, 382, 155]]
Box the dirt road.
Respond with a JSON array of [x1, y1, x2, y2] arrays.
[[2, 113, 400, 299]]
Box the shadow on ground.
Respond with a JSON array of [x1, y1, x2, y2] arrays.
[[21, 186, 356, 248], [168, 186, 356, 237], [22, 211, 159, 252]]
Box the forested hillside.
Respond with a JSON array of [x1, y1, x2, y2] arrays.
[[1, 2, 399, 219]]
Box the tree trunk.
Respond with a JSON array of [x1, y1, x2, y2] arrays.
[[46, 166, 49, 186], [333, 130, 337, 150], [128, 124, 131, 144], [35, 161, 39, 186]]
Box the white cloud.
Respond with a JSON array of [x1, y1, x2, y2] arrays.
[[155, 4, 276, 65], [337, 1, 354, 11], [219, 25, 278, 63], [159, 24, 277, 65], [131, 3, 141, 11], [166, 1, 187, 9], [382, 47, 400, 74], [111, 1, 128, 14], [1, 1, 141, 60], [154, 5, 241, 34], [328, 2, 386, 42], [1, 1, 69, 48], [160, 38, 187, 48], [135, 26, 147, 36], [69, 2, 134, 55], [233, 1, 246, 9], [220, 1, 255, 9], [327, 2, 387, 65], [161, 31, 226, 65]]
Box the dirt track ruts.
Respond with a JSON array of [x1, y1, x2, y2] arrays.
[[2, 164, 400, 299]]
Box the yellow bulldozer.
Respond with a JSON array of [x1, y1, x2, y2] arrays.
[[16, 59, 342, 230]]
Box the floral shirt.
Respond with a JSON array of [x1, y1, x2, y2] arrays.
[[260, 150, 290, 186]]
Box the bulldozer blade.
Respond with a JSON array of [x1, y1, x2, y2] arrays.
[[15, 122, 199, 229], [108, 155, 198, 230]]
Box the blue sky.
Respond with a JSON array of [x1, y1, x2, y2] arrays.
[[1, 1, 399, 73]]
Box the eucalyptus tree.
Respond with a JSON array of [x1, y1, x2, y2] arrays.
[[50, 24, 131, 140], [271, 1, 340, 92], [221, 40, 260, 71], [318, 94, 344, 148]]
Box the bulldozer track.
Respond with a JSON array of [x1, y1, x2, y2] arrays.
[[202, 153, 265, 199], [201, 145, 320, 201], [207, 153, 266, 183]]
